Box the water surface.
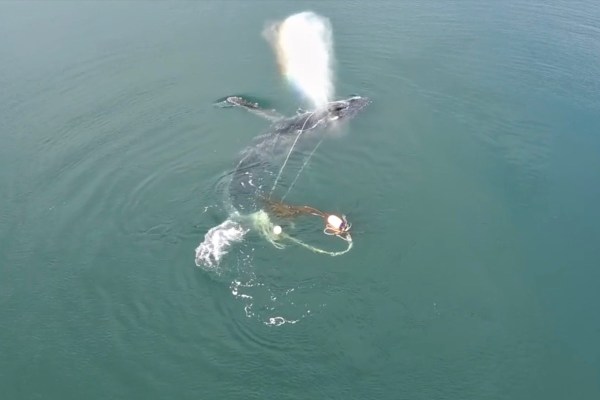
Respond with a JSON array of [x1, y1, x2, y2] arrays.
[[1, 1, 599, 399]]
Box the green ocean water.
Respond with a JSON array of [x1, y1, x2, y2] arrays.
[[1, 1, 599, 398]]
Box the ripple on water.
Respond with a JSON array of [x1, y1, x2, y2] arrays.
[[195, 231, 330, 328]]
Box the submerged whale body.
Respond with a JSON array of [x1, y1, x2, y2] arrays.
[[223, 95, 370, 213]]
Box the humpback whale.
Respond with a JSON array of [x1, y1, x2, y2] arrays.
[[222, 95, 370, 213], [195, 95, 369, 267]]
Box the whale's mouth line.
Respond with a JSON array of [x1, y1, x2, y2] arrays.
[[302, 95, 371, 121]]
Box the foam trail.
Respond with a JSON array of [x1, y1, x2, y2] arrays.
[[264, 11, 335, 109], [195, 219, 248, 269]]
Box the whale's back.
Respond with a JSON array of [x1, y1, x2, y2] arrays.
[[227, 112, 330, 213]]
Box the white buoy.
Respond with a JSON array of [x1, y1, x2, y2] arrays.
[[273, 225, 283, 235], [326, 215, 344, 230]]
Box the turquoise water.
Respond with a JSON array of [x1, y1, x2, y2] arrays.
[[1, 1, 599, 398]]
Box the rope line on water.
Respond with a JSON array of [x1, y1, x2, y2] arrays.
[[251, 210, 353, 256], [269, 112, 315, 198], [281, 135, 324, 201], [283, 232, 353, 256]]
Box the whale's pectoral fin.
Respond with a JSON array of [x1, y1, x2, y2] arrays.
[[214, 95, 284, 122]]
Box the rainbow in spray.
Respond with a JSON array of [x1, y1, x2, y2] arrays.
[[264, 11, 335, 110]]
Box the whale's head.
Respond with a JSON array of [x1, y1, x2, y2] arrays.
[[326, 96, 370, 122]]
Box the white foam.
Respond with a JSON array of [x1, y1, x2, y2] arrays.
[[195, 219, 248, 268], [194, 212, 327, 326], [265, 316, 299, 326]]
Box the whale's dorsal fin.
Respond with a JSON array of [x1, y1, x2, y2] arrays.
[[215, 96, 284, 122]]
